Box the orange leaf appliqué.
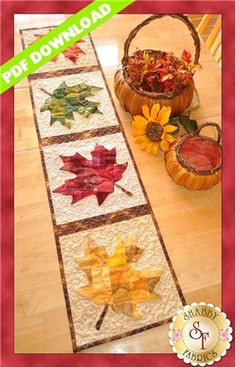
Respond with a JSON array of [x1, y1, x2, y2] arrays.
[[33, 34, 86, 63]]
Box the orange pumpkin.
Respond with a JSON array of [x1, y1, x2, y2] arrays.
[[164, 123, 222, 190], [114, 14, 201, 117]]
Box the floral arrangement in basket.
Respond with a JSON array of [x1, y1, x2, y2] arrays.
[[126, 49, 201, 94], [114, 14, 202, 117]]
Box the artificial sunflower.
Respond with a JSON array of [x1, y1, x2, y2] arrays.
[[131, 104, 177, 155]]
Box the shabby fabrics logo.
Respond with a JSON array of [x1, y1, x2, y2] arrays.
[[169, 303, 233, 366]]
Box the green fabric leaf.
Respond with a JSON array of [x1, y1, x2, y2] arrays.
[[180, 115, 198, 133], [40, 82, 103, 128]]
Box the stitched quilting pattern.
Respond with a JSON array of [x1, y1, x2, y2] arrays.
[[20, 27, 185, 352]]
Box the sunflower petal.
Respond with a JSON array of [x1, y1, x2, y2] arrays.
[[142, 105, 151, 120], [151, 103, 160, 121], [140, 141, 148, 150], [146, 142, 154, 153], [135, 136, 146, 144], [152, 143, 159, 155], [165, 134, 175, 143], [132, 122, 147, 130], [160, 138, 170, 152], [132, 116, 149, 129], [158, 106, 171, 125], [133, 115, 148, 124], [132, 129, 146, 138], [164, 124, 178, 133]]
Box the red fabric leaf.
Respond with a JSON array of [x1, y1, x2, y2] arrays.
[[53, 144, 128, 206]]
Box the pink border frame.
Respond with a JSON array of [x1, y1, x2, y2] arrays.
[[0, 1, 235, 366]]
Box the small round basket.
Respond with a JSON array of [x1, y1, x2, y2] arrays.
[[164, 123, 222, 190], [114, 14, 201, 117]]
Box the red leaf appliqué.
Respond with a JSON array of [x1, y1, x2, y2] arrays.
[[53, 144, 129, 206]]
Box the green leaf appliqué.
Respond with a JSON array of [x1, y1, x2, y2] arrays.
[[40, 82, 103, 128]]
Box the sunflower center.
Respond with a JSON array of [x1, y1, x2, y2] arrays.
[[146, 122, 163, 142]]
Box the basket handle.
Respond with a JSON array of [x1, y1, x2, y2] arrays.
[[195, 122, 222, 144], [122, 14, 201, 67]]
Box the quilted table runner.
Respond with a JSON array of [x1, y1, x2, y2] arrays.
[[20, 27, 185, 352]]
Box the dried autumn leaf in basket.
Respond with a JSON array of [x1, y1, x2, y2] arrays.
[[126, 49, 201, 94]]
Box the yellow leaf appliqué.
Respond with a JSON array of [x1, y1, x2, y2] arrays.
[[76, 235, 163, 330]]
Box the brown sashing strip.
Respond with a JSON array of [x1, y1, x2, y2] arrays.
[[28, 65, 101, 80], [57, 204, 150, 236], [21, 25, 56, 32], [19, 27, 186, 353], [40, 126, 121, 146]]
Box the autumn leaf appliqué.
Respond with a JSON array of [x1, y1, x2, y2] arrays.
[[40, 82, 103, 128], [33, 34, 86, 63], [53, 144, 132, 205], [76, 235, 163, 330]]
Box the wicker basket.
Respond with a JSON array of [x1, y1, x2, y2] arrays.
[[165, 123, 222, 190], [114, 14, 201, 117]]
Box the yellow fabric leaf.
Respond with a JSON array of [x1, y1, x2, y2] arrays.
[[76, 236, 163, 324]]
